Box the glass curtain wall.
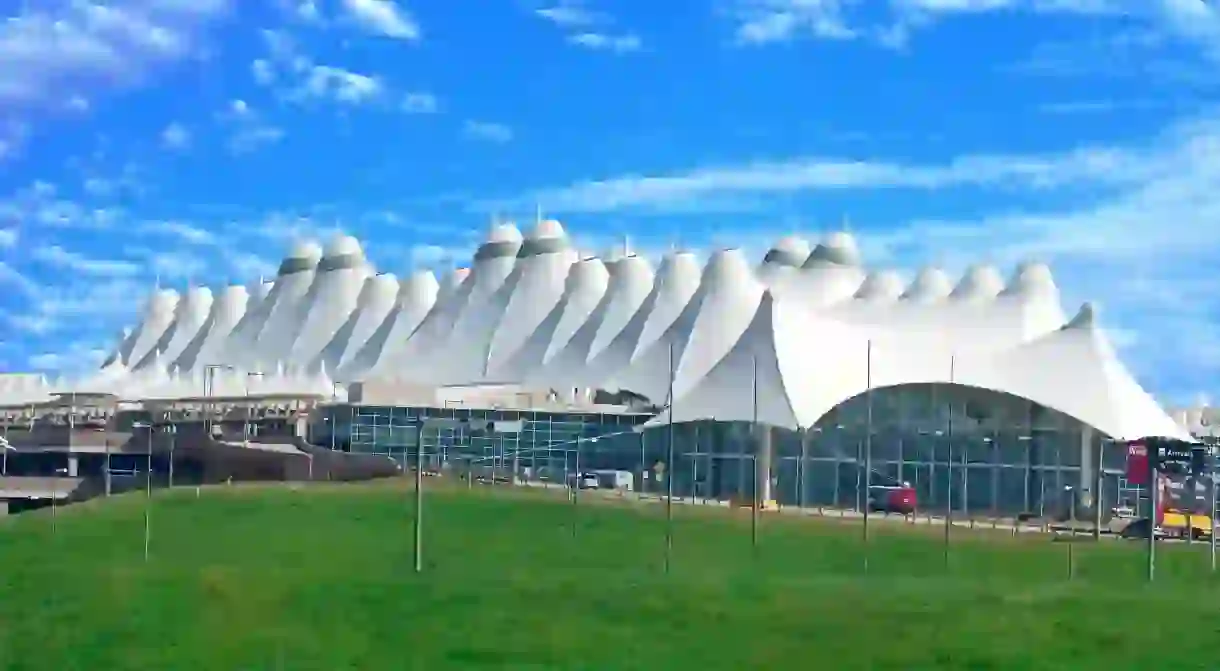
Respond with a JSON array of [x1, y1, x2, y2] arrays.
[[309, 384, 1116, 518], [315, 404, 653, 481]]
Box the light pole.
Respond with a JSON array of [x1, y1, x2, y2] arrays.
[[409, 417, 516, 573], [1093, 437, 1106, 541], [1065, 484, 1076, 580], [413, 419, 425, 573], [863, 341, 873, 572], [244, 371, 264, 447], [51, 465, 68, 537], [1, 418, 9, 475], [572, 434, 581, 537], [166, 423, 177, 489], [664, 340, 676, 575], [0, 435, 12, 477], [1210, 448, 1217, 572], [944, 355, 956, 572], [131, 420, 155, 563], [203, 363, 236, 440]]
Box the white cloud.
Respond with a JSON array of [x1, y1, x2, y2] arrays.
[[299, 65, 382, 104], [513, 143, 1157, 213], [5, 312, 55, 336], [728, 0, 858, 45], [341, 0, 421, 40], [0, 228, 17, 248], [568, 33, 642, 52], [402, 91, 439, 113], [535, 2, 642, 50], [215, 100, 284, 153], [160, 122, 190, 149], [32, 245, 142, 278], [724, 0, 1220, 55], [251, 58, 275, 84], [0, 0, 230, 157], [0, 181, 124, 230], [228, 125, 285, 153], [123, 246, 210, 282], [536, 4, 604, 27], [65, 95, 90, 112], [463, 120, 513, 143], [254, 31, 387, 107], [138, 220, 215, 245], [26, 344, 107, 375], [409, 243, 473, 267], [0, 261, 38, 296]]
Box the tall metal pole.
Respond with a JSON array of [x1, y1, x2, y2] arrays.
[[944, 355, 955, 571], [413, 421, 425, 573], [664, 340, 675, 575], [1066, 486, 1076, 580], [750, 353, 759, 553], [798, 428, 808, 511], [144, 424, 152, 563], [1148, 464, 1158, 582], [1211, 451, 1217, 572], [863, 340, 873, 573], [639, 431, 647, 495], [1093, 436, 1104, 541], [572, 435, 581, 538], [51, 465, 58, 537], [168, 425, 176, 489], [104, 435, 112, 496]]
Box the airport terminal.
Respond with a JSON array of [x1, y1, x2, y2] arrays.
[[0, 221, 1202, 519]]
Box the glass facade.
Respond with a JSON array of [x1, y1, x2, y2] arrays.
[[317, 383, 1137, 516]]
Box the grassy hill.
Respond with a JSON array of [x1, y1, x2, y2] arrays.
[[1, 481, 1217, 670]]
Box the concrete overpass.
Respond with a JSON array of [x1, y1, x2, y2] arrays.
[[0, 476, 90, 515]]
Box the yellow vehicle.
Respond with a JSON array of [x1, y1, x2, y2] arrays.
[[1160, 509, 1213, 540]]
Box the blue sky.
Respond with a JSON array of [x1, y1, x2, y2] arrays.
[[0, 0, 1218, 405]]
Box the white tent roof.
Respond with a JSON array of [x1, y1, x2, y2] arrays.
[[172, 285, 249, 372], [25, 227, 1185, 441], [492, 256, 609, 381], [282, 234, 371, 365], [222, 240, 322, 370], [311, 272, 399, 373], [608, 248, 763, 403], [339, 270, 439, 379], [649, 296, 1188, 441], [385, 225, 524, 384], [132, 286, 213, 371]]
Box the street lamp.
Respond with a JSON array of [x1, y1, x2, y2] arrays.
[[202, 364, 235, 438], [244, 371, 264, 448], [0, 434, 13, 476]]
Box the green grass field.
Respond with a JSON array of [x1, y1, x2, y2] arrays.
[[1, 480, 1217, 670]]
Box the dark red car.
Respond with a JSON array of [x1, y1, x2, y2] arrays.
[[868, 484, 917, 514]]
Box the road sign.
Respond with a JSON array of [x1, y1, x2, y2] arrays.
[[1149, 438, 1193, 475], [1127, 442, 1149, 485]]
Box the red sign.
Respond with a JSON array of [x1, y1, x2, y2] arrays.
[[1127, 442, 1149, 485]]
